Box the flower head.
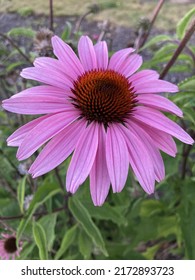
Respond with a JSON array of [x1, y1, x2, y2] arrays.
[[2, 36, 194, 206], [0, 234, 22, 260]]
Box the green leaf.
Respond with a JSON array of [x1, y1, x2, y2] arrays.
[[7, 27, 35, 38], [69, 196, 108, 256], [39, 213, 57, 251], [33, 221, 48, 260], [139, 35, 171, 51], [179, 180, 195, 259], [176, 7, 195, 39], [6, 61, 27, 73], [17, 176, 26, 214], [179, 76, 195, 91], [61, 22, 72, 41], [17, 181, 61, 242], [55, 224, 78, 260], [85, 202, 127, 225], [78, 229, 93, 259]]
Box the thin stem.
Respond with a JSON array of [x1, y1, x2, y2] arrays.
[[181, 130, 195, 180], [139, 0, 165, 49], [54, 167, 64, 191], [0, 204, 70, 221], [74, 11, 92, 35], [49, 0, 54, 31], [0, 33, 32, 65], [160, 19, 195, 79]]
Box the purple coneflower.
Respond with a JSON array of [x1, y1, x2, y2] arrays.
[[2, 36, 194, 206], [0, 234, 22, 260]]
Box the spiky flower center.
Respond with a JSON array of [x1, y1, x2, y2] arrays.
[[4, 236, 17, 253], [71, 70, 137, 128]]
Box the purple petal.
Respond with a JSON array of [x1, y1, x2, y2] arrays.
[[128, 69, 159, 85], [21, 67, 72, 90], [34, 57, 77, 81], [9, 85, 72, 99], [2, 95, 72, 115], [134, 80, 178, 94], [106, 124, 129, 193], [6, 115, 49, 147], [17, 110, 79, 160], [127, 120, 165, 182], [119, 54, 143, 78], [136, 122, 177, 157], [66, 123, 98, 193], [137, 94, 183, 117], [94, 41, 108, 70], [78, 36, 97, 71], [108, 48, 135, 71], [29, 119, 85, 177], [132, 107, 194, 144], [120, 125, 155, 194], [90, 125, 110, 206], [51, 35, 84, 76]]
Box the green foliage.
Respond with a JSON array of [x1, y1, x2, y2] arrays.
[[69, 196, 108, 257], [176, 7, 195, 40], [33, 221, 48, 260], [0, 5, 194, 261]]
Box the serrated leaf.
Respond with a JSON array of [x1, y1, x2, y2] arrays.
[[17, 181, 61, 242], [78, 229, 93, 259], [17, 176, 26, 214], [69, 196, 108, 256], [54, 224, 78, 260], [7, 27, 35, 38], [176, 7, 195, 40], [33, 221, 48, 260], [139, 35, 171, 51]]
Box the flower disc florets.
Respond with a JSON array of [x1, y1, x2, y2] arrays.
[[71, 69, 137, 128]]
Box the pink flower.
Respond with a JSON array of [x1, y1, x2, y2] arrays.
[[2, 36, 194, 206], [0, 234, 22, 260]]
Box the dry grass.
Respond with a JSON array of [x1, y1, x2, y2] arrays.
[[1, 0, 194, 29]]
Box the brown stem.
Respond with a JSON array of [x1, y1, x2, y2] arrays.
[[0, 33, 32, 65], [0, 204, 70, 221], [74, 11, 92, 35], [139, 0, 165, 49], [160, 19, 195, 79], [49, 0, 54, 31]]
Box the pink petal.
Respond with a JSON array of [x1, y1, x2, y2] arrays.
[[105, 124, 129, 193], [128, 70, 159, 85], [51, 35, 84, 76], [10, 85, 72, 99], [136, 122, 177, 157], [90, 125, 110, 206], [118, 54, 143, 78], [6, 115, 49, 147], [94, 41, 108, 70], [132, 107, 194, 144], [66, 123, 98, 193], [78, 36, 97, 71], [134, 80, 178, 94], [137, 94, 183, 117], [120, 125, 155, 194], [34, 57, 77, 81], [29, 119, 85, 177], [21, 67, 72, 90], [108, 48, 135, 71], [127, 120, 165, 182], [2, 95, 72, 115], [17, 110, 79, 160]]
